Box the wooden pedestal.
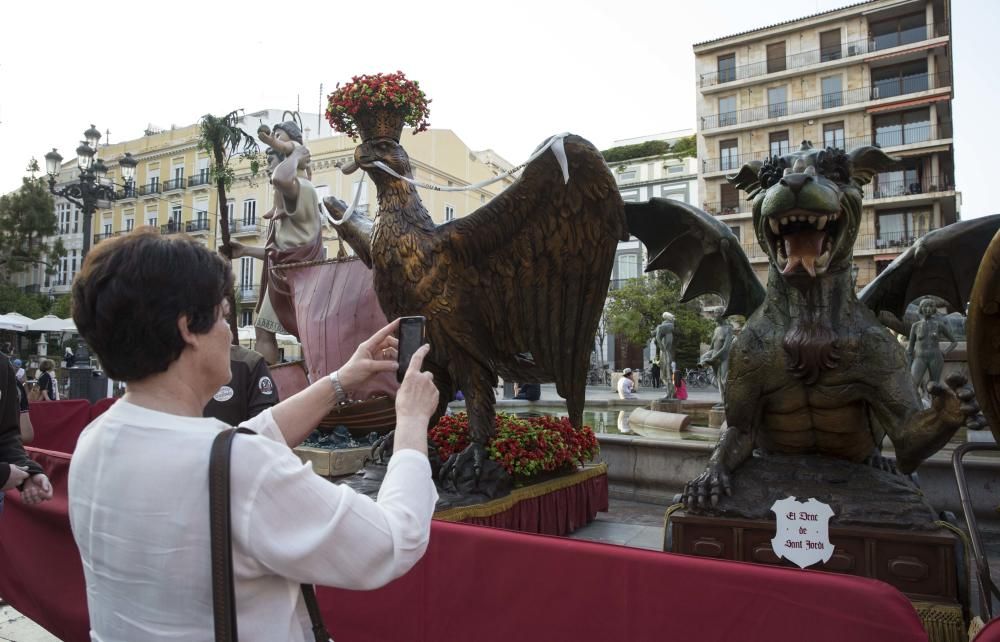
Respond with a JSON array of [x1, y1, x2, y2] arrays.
[[667, 510, 959, 605]]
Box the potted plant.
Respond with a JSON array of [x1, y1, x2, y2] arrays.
[[325, 71, 431, 141]]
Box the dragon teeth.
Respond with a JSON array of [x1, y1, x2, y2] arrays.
[[816, 216, 828, 230], [808, 216, 817, 224], [769, 218, 780, 235], [781, 217, 789, 226]]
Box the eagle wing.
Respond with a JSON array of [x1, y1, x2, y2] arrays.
[[859, 214, 1000, 328], [439, 134, 627, 391], [624, 198, 766, 317]]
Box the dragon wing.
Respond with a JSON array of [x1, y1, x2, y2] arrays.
[[624, 198, 766, 317], [858, 214, 1000, 328], [440, 134, 627, 390], [968, 226, 1000, 441]]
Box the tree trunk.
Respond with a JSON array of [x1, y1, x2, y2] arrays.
[[213, 143, 239, 345]]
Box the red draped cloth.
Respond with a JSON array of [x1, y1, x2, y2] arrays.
[[26, 399, 91, 453]]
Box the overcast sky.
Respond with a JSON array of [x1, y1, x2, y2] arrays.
[[1, 0, 995, 217]]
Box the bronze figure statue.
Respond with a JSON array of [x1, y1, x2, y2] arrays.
[[907, 298, 957, 394], [665, 142, 992, 510], [700, 310, 734, 408], [654, 312, 676, 399]]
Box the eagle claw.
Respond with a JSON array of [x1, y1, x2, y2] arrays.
[[440, 443, 486, 493]]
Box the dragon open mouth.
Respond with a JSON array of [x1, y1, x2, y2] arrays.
[[764, 208, 842, 277]]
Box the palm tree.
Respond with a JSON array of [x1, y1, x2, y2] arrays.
[[198, 110, 260, 343]]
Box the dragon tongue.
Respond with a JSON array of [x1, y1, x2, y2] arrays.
[[781, 228, 826, 277]]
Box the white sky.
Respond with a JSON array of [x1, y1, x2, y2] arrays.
[[1, 0, 996, 218]]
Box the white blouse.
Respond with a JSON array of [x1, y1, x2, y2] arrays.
[[68, 400, 438, 642]]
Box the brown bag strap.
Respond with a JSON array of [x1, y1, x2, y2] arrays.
[[209, 428, 332, 642]]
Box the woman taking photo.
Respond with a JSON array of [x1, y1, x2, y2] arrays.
[[68, 229, 440, 641]]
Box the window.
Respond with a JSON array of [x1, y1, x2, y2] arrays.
[[616, 253, 639, 280], [240, 257, 254, 289], [717, 53, 736, 83], [821, 75, 842, 109], [240, 309, 253, 327], [870, 13, 926, 51], [170, 204, 182, 231], [617, 168, 637, 181], [718, 96, 737, 127], [196, 158, 210, 185], [767, 86, 787, 118], [226, 201, 234, 220], [352, 179, 369, 212], [766, 42, 786, 73], [103, 223, 112, 235], [668, 165, 684, 174], [662, 189, 686, 202], [719, 139, 739, 172], [125, 218, 134, 232], [148, 217, 157, 227], [875, 161, 920, 199], [720, 183, 740, 213], [871, 61, 928, 100], [445, 204, 455, 221], [243, 199, 257, 226], [147, 171, 159, 190], [70, 250, 77, 281], [769, 131, 790, 157], [873, 108, 930, 147], [620, 189, 640, 203], [820, 29, 841, 62], [823, 122, 845, 150]]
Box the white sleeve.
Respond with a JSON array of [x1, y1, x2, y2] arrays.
[[232, 441, 438, 590], [239, 408, 284, 444]]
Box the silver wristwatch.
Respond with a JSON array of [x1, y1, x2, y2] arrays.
[[328, 370, 349, 404]]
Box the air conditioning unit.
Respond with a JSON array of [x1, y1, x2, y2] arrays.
[[847, 44, 861, 56]]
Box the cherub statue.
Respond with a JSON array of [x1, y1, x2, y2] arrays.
[[907, 298, 957, 395]]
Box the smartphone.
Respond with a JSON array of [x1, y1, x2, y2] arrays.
[[397, 316, 426, 383]]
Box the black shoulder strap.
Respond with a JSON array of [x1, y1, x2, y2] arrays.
[[209, 427, 332, 642]]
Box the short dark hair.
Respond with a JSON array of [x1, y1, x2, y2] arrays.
[[273, 121, 303, 144], [72, 228, 234, 381]]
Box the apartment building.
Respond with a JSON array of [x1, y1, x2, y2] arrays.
[[694, 0, 955, 286], [43, 116, 516, 327], [602, 131, 699, 369]]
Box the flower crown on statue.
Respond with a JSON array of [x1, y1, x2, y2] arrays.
[[325, 71, 431, 142]]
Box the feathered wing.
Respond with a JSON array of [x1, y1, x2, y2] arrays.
[[624, 198, 766, 317], [858, 214, 1000, 326], [441, 135, 627, 395]]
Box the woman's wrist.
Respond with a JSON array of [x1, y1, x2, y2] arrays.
[[328, 370, 350, 404]]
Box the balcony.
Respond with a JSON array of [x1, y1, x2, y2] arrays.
[[702, 200, 745, 216], [699, 22, 947, 88], [701, 71, 950, 131], [185, 220, 211, 235], [116, 184, 138, 200], [865, 174, 953, 202], [188, 174, 212, 188], [229, 218, 260, 237], [93, 231, 122, 245], [238, 285, 260, 302], [138, 182, 161, 197], [701, 124, 953, 174], [163, 177, 186, 192]]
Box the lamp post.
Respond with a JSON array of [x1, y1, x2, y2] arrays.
[[44, 125, 138, 258]]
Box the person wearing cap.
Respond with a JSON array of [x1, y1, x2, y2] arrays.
[[617, 368, 638, 400]]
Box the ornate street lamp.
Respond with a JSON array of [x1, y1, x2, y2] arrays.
[[44, 125, 134, 258]]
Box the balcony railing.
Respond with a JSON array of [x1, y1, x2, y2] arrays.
[[93, 231, 123, 245], [702, 201, 746, 216], [116, 184, 138, 199], [138, 182, 161, 196], [188, 174, 212, 188], [702, 71, 951, 130], [238, 285, 260, 302], [228, 218, 260, 235], [163, 177, 186, 192], [866, 174, 953, 201], [160, 221, 184, 235], [701, 124, 953, 174], [185, 220, 211, 234], [700, 22, 947, 87]]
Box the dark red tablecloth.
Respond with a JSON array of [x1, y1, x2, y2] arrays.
[[0, 427, 928, 642]]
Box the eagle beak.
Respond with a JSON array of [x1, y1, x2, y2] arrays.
[[340, 160, 359, 175]]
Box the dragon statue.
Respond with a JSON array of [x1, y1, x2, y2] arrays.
[[646, 141, 998, 519]]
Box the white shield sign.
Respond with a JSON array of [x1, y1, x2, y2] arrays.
[[770, 496, 835, 569]]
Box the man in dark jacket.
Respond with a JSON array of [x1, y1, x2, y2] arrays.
[[203, 345, 279, 426], [1, 353, 51, 511]]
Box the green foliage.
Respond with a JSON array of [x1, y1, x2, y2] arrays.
[[0, 283, 49, 318], [604, 274, 714, 371], [0, 176, 64, 282], [601, 134, 697, 164], [50, 294, 72, 319], [198, 110, 261, 191]]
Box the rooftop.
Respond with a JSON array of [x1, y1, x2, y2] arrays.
[[693, 0, 876, 48]]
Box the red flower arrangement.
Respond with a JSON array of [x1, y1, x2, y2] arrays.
[[429, 413, 600, 480], [325, 71, 431, 140]]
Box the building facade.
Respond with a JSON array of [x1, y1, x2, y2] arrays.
[[694, 0, 955, 287]]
